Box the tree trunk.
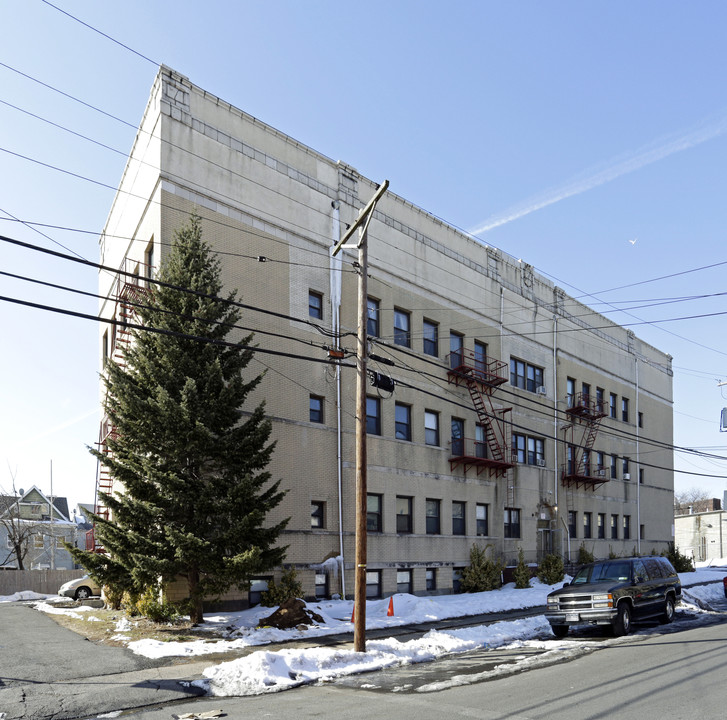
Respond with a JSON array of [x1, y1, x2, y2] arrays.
[[188, 567, 204, 624]]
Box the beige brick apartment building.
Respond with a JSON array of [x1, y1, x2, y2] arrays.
[[97, 66, 675, 604]]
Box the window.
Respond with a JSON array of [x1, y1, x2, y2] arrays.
[[610, 454, 618, 479], [510, 357, 544, 392], [102, 330, 109, 366], [452, 501, 466, 535], [474, 340, 488, 376], [309, 395, 324, 423], [475, 424, 487, 459], [423, 319, 438, 357], [568, 511, 577, 539], [566, 377, 576, 407], [504, 508, 521, 538], [396, 496, 413, 534], [622, 397, 629, 423], [582, 382, 591, 403], [395, 403, 411, 441], [513, 433, 544, 465], [311, 501, 325, 529], [367, 493, 382, 532], [367, 297, 380, 337], [596, 451, 605, 474], [527, 437, 545, 466], [366, 396, 381, 435], [609, 393, 617, 419], [394, 308, 411, 347], [308, 290, 323, 319], [640, 524, 645, 541], [611, 514, 619, 540], [451, 417, 464, 456], [33, 534, 44, 549], [583, 448, 591, 476], [513, 433, 526, 464], [249, 578, 269, 606], [623, 515, 631, 540], [315, 572, 328, 599], [639, 468, 644, 484], [596, 387, 605, 413], [622, 457, 630, 478], [425, 410, 439, 446], [397, 570, 412, 594], [450, 332, 464, 368], [476, 503, 489, 536], [638, 411, 643, 428], [598, 513, 606, 539], [426, 499, 441, 534], [426, 568, 437, 591], [453, 567, 464, 593], [583, 512, 592, 539], [566, 445, 575, 475], [366, 570, 382, 598], [145, 239, 155, 282]]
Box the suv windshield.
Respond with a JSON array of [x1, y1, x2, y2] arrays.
[[572, 561, 632, 584]]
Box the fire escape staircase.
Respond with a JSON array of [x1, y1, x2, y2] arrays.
[[561, 391, 608, 490], [446, 350, 513, 480], [88, 262, 150, 552]]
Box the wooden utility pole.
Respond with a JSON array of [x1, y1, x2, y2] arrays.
[[332, 180, 389, 653]]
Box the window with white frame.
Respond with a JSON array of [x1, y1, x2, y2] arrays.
[[425, 410, 439, 446], [423, 319, 438, 357], [394, 308, 411, 347], [510, 357, 544, 392]]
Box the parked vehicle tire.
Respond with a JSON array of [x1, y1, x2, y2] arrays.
[[612, 602, 632, 636], [660, 595, 675, 624], [75, 586, 92, 600], [551, 624, 569, 638]]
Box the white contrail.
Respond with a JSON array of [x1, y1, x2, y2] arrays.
[[470, 111, 727, 236]]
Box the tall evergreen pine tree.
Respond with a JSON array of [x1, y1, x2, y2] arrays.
[[71, 215, 287, 623]]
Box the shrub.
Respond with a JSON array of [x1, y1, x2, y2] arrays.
[[261, 566, 303, 607], [513, 547, 531, 589], [135, 589, 180, 623], [537, 553, 564, 585], [608, 545, 621, 559], [663, 542, 694, 573], [460, 544, 504, 592], [577, 542, 595, 565], [102, 584, 124, 611]]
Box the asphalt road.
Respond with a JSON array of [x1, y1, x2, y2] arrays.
[[119, 613, 727, 720], [0, 603, 206, 720]]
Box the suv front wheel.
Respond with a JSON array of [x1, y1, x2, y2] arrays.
[[612, 602, 632, 636]]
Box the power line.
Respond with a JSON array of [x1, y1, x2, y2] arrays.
[[40, 0, 159, 67]]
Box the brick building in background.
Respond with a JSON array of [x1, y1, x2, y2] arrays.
[[96, 66, 675, 606]]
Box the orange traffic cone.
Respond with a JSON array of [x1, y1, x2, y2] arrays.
[[387, 597, 394, 617]]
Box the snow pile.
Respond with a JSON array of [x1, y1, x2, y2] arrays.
[[198, 616, 550, 696]]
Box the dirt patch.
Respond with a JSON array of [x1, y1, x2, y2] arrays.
[[46, 605, 225, 648]]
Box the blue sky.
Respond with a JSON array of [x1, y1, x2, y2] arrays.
[[1, 0, 727, 508]]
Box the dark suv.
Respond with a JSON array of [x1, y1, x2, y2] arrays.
[[545, 556, 681, 637]]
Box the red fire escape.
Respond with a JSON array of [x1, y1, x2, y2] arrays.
[[446, 349, 514, 478], [87, 260, 150, 552], [561, 391, 608, 489]]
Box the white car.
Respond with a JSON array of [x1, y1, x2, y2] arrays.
[[58, 575, 102, 600]]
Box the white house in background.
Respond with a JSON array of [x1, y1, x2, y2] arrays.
[[675, 495, 727, 562], [0, 486, 77, 569]]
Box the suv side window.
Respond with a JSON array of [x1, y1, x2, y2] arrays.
[[643, 557, 664, 578], [632, 559, 648, 582], [657, 557, 677, 577]]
